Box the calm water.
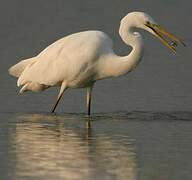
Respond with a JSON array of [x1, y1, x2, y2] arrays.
[[0, 0, 192, 179], [1, 112, 192, 180]]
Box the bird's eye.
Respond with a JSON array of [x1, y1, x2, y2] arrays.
[[146, 21, 150, 25]]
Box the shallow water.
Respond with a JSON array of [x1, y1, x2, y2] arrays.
[[1, 112, 192, 180], [0, 0, 192, 179]]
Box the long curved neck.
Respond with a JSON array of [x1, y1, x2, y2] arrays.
[[115, 21, 144, 76], [98, 21, 144, 79]]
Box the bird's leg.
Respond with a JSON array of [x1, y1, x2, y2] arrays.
[[51, 82, 66, 113], [86, 86, 93, 116]]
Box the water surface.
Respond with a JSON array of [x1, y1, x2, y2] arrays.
[[0, 0, 192, 179], [1, 112, 192, 180]]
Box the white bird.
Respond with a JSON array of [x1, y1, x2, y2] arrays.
[[9, 12, 185, 115]]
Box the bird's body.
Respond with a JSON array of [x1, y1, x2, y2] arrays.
[[9, 12, 184, 115], [14, 30, 143, 90], [18, 31, 114, 89]]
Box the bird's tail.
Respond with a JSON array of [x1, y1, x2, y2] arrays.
[[8, 57, 36, 78]]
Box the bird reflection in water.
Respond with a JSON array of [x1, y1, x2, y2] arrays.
[[11, 114, 137, 180]]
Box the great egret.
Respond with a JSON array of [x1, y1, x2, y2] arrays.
[[9, 12, 185, 115]]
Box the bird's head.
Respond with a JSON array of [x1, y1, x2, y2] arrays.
[[122, 12, 185, 53]]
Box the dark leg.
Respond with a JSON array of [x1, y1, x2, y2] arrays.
[[51, 82, 66, 113], [86, 86, 93, 116]]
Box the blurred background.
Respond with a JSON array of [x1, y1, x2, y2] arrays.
[[0, 1, 192, 180], [0, 0, 191, 113]]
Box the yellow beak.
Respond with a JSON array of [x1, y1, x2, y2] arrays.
[[145, 22, 186, 53]]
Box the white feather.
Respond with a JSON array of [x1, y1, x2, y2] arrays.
[[8, 11, 181, 113], [9, 57, 36, 78]]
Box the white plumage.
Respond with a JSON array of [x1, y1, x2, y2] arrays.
[[9, 12, 184, 115]]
